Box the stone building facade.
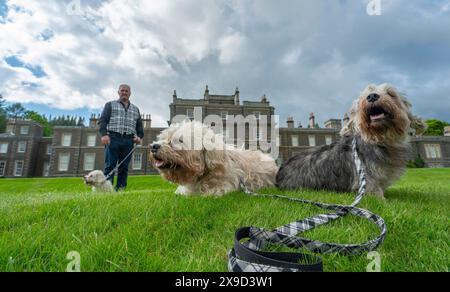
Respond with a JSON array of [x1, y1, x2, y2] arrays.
[[0, 120, 51, 178], [48, 116, 165, 178], [0, 87, 449, 178]]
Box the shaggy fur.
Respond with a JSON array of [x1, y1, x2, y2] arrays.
[[149, 121, 278, 196], [83, 170, 114, 192], [276, 84, 426, 198]]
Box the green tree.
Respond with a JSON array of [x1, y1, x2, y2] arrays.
[[24, 110, 53, 137], [0, 94, 6, 133], [77, 117, 85, 127], [6, 102, 26, 120], [423, 119, 450, 136]]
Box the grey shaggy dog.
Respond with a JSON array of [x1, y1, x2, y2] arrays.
[[276, 84, 426, 198]]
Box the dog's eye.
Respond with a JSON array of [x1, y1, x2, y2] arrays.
[[387, 90, 396, 98]]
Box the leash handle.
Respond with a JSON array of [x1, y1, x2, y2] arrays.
[[228, 137, 387, 272]]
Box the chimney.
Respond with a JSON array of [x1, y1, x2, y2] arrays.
[[142, 114, 152, 129], [445, 126, 450, 137], [309, 112, 315, 128], [287, 117, 294, 129], [89, 114, 98, 128], [173, 90, 177, 102], [204, 85, 209, 100], [261, 94, 267, 103], [235, 86, 240, 105]]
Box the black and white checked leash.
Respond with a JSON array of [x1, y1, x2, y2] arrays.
[[104, 144, 139, 181], [228, 138, 387, 272]]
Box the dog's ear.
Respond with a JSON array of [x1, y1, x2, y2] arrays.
[[202, 133, 226, 171], [408, 114, 427, 136], [204, 149, 226, 171]]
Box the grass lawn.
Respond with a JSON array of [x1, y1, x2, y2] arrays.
[[0, 168, 449, 272]]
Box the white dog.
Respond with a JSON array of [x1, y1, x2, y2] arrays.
[[149, 121, 278, 196], [83, 170, 114, 192]]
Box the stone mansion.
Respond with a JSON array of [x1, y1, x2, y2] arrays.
[[1, 86, 449, 178]]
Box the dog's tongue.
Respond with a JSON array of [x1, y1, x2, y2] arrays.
[[155, 160, 164, 168], [370, 113, 385, 121]]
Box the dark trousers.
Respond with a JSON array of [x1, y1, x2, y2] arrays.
[[104, 135, 134, 191]]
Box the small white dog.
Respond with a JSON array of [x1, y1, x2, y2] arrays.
[[83, 170, 114, 192], [149, 121, 278, 196]]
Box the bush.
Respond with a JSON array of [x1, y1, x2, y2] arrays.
[[408, 155, 425, 168], [407, 161, 417, 168], [414, 155, 425, 168]]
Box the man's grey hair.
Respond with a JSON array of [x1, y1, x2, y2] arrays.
[[119, 84, 131, 90]]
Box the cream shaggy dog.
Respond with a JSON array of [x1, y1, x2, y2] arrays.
[[83, 170, 114, 192], [276, 84, 426, 198], [149, 121, 278, 196]]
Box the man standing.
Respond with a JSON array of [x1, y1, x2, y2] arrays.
[[98, 84, 143, 191]]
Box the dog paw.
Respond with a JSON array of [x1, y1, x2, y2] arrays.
[[175, 185, 190, 196]]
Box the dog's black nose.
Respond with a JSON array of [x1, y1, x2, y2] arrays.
[[151, 143, 161, 153], [367, 93, 380, 103]]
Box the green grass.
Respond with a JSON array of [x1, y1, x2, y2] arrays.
[[0, 169, 449, 272]]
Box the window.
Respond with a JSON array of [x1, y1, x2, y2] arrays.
[[256, 127, 266, 141], [6, 125, 14, 134], [308, 135, 316, 147], [0, 161, 6, 176], [224, 128, 235, 144], [424, 144, 442, 159], [221, 111, 228, 121], [186, 109, 194, 120], [132, 153, 143, 170], [87, 134, 96, 147], [43, 162, 50, 177], [17, 141, 27, 153], [223, 129, 229, 143], [20, 126, 29, 135], [46, 145, 52, 155], [14, 161, 24, 177], [62, 133, 72, 147], [0, 143, 8, 154], [291, 135, 299, 147], [325, 136, 333, 145], [83, 153, 96, 171], [58, 153, 70, 172]]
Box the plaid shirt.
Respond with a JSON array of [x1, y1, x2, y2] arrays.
[[98, 100, 144, 138]]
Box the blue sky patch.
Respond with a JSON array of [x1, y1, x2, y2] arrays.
[[0, 0, 7, 21], [5, 55, 47, 78], [23, 103, 98, 123]]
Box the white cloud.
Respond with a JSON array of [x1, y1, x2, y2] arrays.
[[281, 47, 302, 65], [218, 32, 248, 64], [0, 0, 449, 127]]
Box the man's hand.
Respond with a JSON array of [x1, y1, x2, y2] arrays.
[[101, 135, 110, 146], [133, 136, 142, 145]]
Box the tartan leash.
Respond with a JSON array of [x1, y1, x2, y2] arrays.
[[104, 144, 138, 181], [228, 138, 387, 272]]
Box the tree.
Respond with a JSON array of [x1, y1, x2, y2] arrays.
[[24, 110, 53, 137], [0, 94, 6, 133], [423, 119, 450, 136], [77, 117, 85, 127], [6, 103, 26, 120]]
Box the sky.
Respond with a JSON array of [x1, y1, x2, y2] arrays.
[[0, 0, 449, 127]]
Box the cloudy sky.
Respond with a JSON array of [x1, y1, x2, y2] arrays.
[[0, 0, 449, 127]]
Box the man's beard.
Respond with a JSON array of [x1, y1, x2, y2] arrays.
[[120, 96, 129, 102]]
